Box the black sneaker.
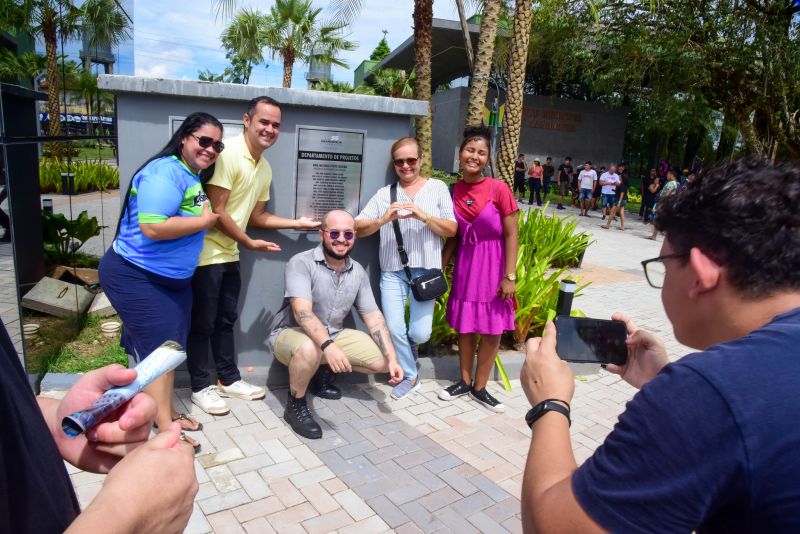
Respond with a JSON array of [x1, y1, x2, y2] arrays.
[[438, 380, 471, 401], [310, 365, 341, 399], [284, 392, 322, 439], [469, 387, 506, 413], [556, 204, 565, 210]]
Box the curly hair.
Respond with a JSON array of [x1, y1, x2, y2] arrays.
[[460, 125, 492, 152], [655, 156, 800, 298]]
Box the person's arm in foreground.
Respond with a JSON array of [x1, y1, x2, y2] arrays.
[[520, 315, 670, 533], [41, 365, 198, 533], [205, 184, 278, 252], [361, 309, 403, 384]]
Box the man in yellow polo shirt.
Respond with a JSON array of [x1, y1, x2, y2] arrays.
[[187, 96, 319, 415]]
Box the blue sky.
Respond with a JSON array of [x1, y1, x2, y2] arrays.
[[132, 0, 461, 87]]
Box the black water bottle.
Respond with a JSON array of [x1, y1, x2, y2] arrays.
[[556, 280, 576, 316]]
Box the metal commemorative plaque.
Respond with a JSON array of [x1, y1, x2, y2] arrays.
[[294, 126, 365, 221]]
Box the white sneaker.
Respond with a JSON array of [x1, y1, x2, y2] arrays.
[[218, 380, 266, 401], [191, 385, 230, 415]]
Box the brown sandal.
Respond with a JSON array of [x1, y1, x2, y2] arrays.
[[179, 432, 201, 453]]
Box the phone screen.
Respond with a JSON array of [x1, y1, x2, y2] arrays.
[[553, 316, 628, 365]]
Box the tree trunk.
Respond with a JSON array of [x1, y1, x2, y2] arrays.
[[282, 49, 294, 88], [682, 125, 705, 171], [737, 115, 766, 156], [496, 0, 532, 186], [43, 20, 61, 138], [464, 0, 502, 129], [455, 0, 474, 73], [716, 111, 737, 162], [413, 0, 433, 176]]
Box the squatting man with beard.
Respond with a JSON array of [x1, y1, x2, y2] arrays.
[[267, 210, 403, 439]]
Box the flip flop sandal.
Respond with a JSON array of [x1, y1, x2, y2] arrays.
[[179, 432, 201, 453], [154, 414, 203, 432], [173, 413, 202, 432]]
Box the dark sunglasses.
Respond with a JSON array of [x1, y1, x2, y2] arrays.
[[191, 134, 225, 153], [323, 230, 355, 241], [393, 157, 419, 167]]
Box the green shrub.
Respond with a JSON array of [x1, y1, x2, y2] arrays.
[[39, 158, 120, 193], [42, 210, 104, 265], [428, 208, 593, 348]]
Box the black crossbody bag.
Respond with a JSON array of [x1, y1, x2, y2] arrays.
[[389, 182, 448, 301]]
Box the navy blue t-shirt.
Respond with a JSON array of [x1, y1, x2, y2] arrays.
[[573, 307, 800, 533], [0, 322, 79, 532]]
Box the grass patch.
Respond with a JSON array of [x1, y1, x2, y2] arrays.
[[24, 313, 127, 378], [73, 145, 116, 160]]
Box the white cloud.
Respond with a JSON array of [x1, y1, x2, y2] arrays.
[[134, 0, 463, 86]]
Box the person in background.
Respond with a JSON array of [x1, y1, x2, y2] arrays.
[[514, 153, 528, 203], [591, 165, 605, 211], [355, 137, 457, 400], [542, 157, 555, 204], [556, 157, 573, 210], [99, 112, 224, 452], [599, 164, 621, 221], [577, 161, 597, 217], [439, 126, 519, 413], [0, 321, 198, 533], [528, 158, 544, 207], [602, 162, 629, 230], [520, 156, 800, 533], [642, 168, 659, 224], [648, 169, 678, 240]]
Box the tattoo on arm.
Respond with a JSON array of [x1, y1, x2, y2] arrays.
[[371, 329, 389, 357], [297, 310, 314, 323]]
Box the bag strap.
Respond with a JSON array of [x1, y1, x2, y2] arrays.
[[390, 182, 415, 284]]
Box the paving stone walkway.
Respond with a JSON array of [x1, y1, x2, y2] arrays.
[[43, 198, 691, 533]]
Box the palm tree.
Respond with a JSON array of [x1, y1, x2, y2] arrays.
[[412, 0, 434, 176], [331, 0, 433, 174], [495, 0, 532, 185], [215, 0, 355, 89], [464, 0, 502, 129], [0, 49, 46, 86], [371, 68, 415, 98], [220, 8, 268, 83], [1, 0, 129, 139]]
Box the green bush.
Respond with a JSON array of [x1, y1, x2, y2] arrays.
[[429, 208, 593, 348], [39, 158, 120, 193], [42, 210, 104, 265]]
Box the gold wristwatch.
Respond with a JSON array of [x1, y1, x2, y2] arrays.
[[504, 273, 517, 282]]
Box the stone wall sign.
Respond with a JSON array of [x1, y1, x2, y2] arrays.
[[294, 126, 365, 220]]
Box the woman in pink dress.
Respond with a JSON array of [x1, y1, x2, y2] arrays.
[[439, 126, 519, 412]]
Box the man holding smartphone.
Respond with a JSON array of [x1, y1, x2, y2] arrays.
[[519, 157, 800, 533]]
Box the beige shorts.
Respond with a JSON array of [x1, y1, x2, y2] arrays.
[[272, 327, 383, 368]]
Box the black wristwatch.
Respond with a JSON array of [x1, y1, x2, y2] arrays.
[[526, 399, 571, 428], [320, 339, 334, 352]]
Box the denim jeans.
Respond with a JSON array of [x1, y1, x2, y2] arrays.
[[380, 269, 436, 382], [186, 261, 242, 392]]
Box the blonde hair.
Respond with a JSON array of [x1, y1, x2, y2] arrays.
[[390, 137, 420, 158]]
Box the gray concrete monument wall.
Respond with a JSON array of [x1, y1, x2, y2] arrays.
[[99, 75, 427, 384], [431, 87, 629, 172]]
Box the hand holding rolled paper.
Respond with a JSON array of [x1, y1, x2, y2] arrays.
[[62, 341, 187, 438]]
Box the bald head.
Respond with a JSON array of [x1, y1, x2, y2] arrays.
[[321, 210, 354, 230]]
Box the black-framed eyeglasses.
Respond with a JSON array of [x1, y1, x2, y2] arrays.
[[191, 134, 225, 153], [641, 252, 689, 288], [323, 230, 355, 241], [393, 157, 419, 167]]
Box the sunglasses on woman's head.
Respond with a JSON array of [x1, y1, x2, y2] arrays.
[[323, 230, 355, 241], [393, 157, 418, 167], [191, 134, 225, 153]]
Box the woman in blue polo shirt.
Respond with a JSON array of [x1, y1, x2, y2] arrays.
[[99, 112, 224, 451]]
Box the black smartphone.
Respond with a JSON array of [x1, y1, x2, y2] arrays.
[[553, 316, 628, 365]]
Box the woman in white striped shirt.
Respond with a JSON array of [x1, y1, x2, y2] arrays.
[[355, 138, 457, 399]]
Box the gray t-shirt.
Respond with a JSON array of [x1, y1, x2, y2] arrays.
[[267, 245, 378, 348]]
